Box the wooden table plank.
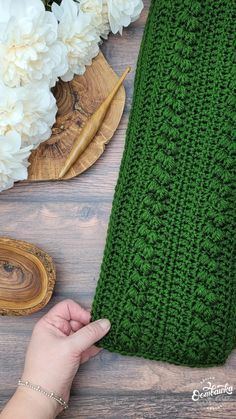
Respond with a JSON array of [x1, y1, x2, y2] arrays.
[[0, 1, 235, 417]]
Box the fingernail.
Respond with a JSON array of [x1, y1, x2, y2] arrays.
[[98, 319, 111, 331]]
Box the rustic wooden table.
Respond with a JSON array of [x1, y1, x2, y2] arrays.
[[0, 1, 235, 418]]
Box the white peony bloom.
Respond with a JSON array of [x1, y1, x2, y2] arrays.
[[107, 0, 144, 34], [79, 0, 110, 39], [52, 0, 100, 82], [0, 82, 57, 147], [0, 131, 32, 192], [0, 0, 68, 87]]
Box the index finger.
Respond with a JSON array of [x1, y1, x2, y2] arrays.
[[44, 299, 91, 325]]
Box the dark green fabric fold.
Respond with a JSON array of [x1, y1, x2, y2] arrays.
[[91, 0, 236, 367]]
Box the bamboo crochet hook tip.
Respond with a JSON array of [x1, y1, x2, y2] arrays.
[[58, 66, 131, 180]]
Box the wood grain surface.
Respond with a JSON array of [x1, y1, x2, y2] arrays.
[[28, 52, 126, 181], [0, 1, 235, 417], [0, 237, 56, 316]]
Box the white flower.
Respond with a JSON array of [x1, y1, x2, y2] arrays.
[[0, 82, 57, 147], [107, 0, 144, 34], [52, 0, 100, 82], [0, 0, 68, 87], [79, 0, 110, 39], [0, 131, 32, 192]]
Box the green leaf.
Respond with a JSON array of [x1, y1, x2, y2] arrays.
[[41, 0, 62, 11]]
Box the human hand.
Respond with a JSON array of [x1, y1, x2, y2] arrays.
[[17, 299, 110, 417]]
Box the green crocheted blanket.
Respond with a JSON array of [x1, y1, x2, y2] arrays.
[[92, 0, 236, 367]]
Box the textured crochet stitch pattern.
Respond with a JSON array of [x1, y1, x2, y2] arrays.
[[91, 0, 236, 367]]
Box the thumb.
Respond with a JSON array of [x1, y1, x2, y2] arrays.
[[70, 318, 111, 353]]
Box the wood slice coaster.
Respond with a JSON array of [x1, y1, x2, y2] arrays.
[[27, 52, 126, 181], [0, 237, 56, 316]]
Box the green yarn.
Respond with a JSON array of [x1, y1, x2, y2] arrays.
[[91, 0, 236, 367]]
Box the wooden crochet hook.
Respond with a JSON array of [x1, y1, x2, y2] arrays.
[[58, 66, 131, 179]]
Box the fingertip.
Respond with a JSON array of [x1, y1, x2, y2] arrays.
[[82, 309, 91, 324], [97, 319, 111, 332], [65, 299, 91, 324], [70, 318, 110, 353]]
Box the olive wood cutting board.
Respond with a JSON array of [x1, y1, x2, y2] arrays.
[[27, 52, 126, 181]]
